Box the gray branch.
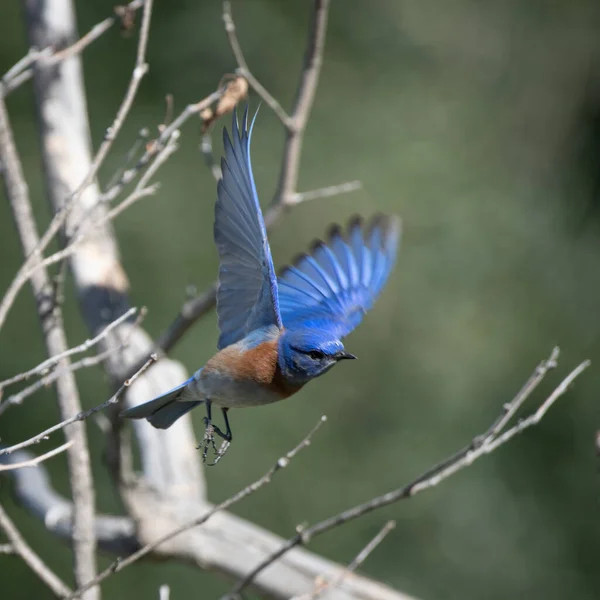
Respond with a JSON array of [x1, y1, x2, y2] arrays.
[[0, 86, 98, 599]]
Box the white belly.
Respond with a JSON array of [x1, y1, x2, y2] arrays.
[[198, 370, 284, 408]]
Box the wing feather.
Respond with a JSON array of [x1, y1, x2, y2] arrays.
[[277, 215, 400, 338], [214, 107, 282, 349]]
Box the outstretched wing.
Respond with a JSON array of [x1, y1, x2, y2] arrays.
[[277, 215, 400, 338], [214, 107, 282, 349]]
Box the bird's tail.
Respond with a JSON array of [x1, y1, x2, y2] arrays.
[[120, 377, 204, 430]]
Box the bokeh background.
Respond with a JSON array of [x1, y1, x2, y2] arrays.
[[1, 1, 600, 599]]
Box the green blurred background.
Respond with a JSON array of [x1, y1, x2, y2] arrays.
[[1, 1, 600, 598]]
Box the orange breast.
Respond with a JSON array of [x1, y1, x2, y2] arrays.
[[205, 340, 304, 399]]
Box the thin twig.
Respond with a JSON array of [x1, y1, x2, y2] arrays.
[[66, 416, 328, 599], [225, 352, 590, 597], [0, 88, 98, 597], [1, 48, 51, 90], [0, 351, 111, 416], [292, 520, 396, 600], [0, 503, 72, 597], [200, 133, 222, 181], [0, 543, 14, 554], [0, 0, 154, 333], [105, 128, 150, 191], [290, 180, 362, 204], [0, 355, 157, 458], [222, 2, 292, 128], [100, 90, 224, 203], [1, 1, 145, 96], [0, 441, 73, 472], [0, 307, 137, 392], [17, 185, 158, 285], [273, 0, 331, 204], [0, 309, 145, 416]]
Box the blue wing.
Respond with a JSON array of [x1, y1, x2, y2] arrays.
[[277, 215, 400, 338], [214, 107, 282, 349]]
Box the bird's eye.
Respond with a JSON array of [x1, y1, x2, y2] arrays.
[[308, 350, 324, 360]]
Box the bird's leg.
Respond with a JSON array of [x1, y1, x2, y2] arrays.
[[209, 408, 232, 466], [221, 408, 233, 441], [198, 399, 219, 462], [197, 401, 232, 465]]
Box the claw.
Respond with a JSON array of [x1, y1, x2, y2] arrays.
[[197, 417, 231, 465]]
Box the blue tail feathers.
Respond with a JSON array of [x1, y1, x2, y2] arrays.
[[120, 378, 203, 430]]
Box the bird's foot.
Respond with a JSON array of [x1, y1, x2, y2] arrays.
[[197, 418, 231, 466]]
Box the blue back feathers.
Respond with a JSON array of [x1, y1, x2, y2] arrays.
[[214, 107, 282, 349]]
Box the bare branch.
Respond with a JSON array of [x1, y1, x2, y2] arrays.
[[290, 180, 362, 204], [100, 91, 224, 203], [222, 2, 292, 128], [225, 351, 590, 597], [0, 345, 129, 416], [0, 503, 72, 597], [0, 355, 157, 458], [0, 87, 98, 596], [292, 520, 396, 600], [67, 416, 327, 599], [1, 449, 138, 556], [2, 1, 145, 96], [274, 0, 331, 203], [200, 133, 222, 181], [0, 0, 154, 334], [0, 441, 73, 472], [0, 307, 137, 393]]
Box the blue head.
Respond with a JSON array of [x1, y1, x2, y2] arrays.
[[277, 328, 356, 385]]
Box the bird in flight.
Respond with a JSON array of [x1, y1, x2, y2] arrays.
[[122, 107, 401, 463]]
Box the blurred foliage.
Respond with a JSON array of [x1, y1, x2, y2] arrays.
[[1, 1, 600, 599]]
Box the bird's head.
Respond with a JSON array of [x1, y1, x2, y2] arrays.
[[278, 328, 356, 384]]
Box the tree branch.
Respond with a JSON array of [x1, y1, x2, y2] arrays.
[[0, 441, 73, 472], [0, 356, 156, 458], [0, 503, 72, 597], [0, 90, 98, 598], [224, 350, 590, 597], [292, 520, 396, 600], [0, 307, 138, 394], [0, 0, 153, 334], [1, 1, 145, 96], [67, 416, 328, 599]]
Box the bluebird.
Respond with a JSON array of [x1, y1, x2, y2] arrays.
[[122, 107, 401, 461]]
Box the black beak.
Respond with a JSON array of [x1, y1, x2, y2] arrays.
[[336, 351, 357, 361]]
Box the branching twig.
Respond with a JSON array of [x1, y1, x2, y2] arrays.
[[225, 350, 590, 597], [222, 1, 292, 128], [100, 91, 224, 203], [0, 441, 73, 472], [0, 0, 154, 334], [0, 355, 157, 458], [0, 307, 138, 393], [2, 1, 145, 96], [0, 503, 72, 597], [0, 88, 98, 597], [67, 416, 328, 599], [292, 520, 396, 600], [0, 322, 143, 417]]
